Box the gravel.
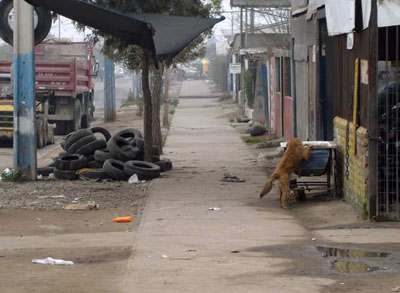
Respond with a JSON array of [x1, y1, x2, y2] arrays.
[[0, 179, 149, 210]]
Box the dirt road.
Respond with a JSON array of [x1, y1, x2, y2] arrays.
[[1, 80, 400, 292]]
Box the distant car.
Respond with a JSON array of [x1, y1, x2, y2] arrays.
[[115, 68, 125, 79], [183, 68, 201, 80]]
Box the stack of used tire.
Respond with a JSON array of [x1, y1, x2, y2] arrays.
[[48, 127, 172, 182]]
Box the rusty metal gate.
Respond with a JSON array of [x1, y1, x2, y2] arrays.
[[377, 26, 400, 220]]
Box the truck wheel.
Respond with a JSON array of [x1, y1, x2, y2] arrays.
[[0, 0, 52, 46], [74, 99, 82, 131], [81, 115, 90, 129]]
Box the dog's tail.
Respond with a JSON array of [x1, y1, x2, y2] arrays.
[[260, 173, 279, 198]]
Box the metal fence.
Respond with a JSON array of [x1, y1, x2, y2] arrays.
[[377, 26, 400, 220]]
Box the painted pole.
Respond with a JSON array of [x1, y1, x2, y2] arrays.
[[13, 0, 37, 179], [104, 57, 116, 122]]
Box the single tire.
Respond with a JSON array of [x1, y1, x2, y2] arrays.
[[90, 127, 111, 142], [79, 169, 111, 182], [133, 137, 144, 151], [107, 136, 138, 162], [0, 0, 52, 46], [154, 160, 173, 172], [87, 160, 104, 169], [115, 128, 142, 143], [86, 154, 95, 162], [103, 159, 129, 181], [37, 167, 54, 177], [152, 146, 160, 157], [54, 169, 79, 180], [124, 160, 160, 180], [64, 129, 93, 151], [94, 149, 112, 162], [76, 139, 107, 156], [67, 135, 97, 154], [56, 154, 88, 171], [48, 161, 57, 168]]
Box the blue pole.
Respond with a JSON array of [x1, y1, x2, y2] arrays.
[[104, 57, 116, 122], [13, 0, 36, 179]]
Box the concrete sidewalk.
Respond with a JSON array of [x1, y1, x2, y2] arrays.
[[122, 80, 335, 292]]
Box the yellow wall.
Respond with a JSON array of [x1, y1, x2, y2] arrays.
[[334, 117, 369, 217]]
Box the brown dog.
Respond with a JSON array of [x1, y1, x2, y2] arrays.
[[260, 138, 313, 209]]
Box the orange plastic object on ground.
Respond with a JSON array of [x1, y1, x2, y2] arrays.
[[112, 216, 132, 223]]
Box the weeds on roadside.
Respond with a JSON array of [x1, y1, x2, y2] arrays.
[[169, 109, 175, 115], [0, 169, 25, 182], [169, 98, 179, 107], [242, 137, 263, 145]]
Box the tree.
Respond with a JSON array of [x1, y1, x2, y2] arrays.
[[83, 0, 222, 160]]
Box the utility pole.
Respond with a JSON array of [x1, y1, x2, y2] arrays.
[[104, 57, 116, 122], [13, 0, 37, 180]]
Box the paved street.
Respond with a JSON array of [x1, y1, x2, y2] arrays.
[[122, 80, 333, 292]]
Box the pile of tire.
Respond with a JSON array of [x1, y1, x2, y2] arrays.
[[48, 127, 172, 182]]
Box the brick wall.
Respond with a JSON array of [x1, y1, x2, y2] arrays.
[[333, 117, 369, 217]]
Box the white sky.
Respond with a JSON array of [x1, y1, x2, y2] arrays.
[[1, 0, 236, 45]]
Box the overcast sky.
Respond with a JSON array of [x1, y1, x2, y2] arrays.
[[1, 0, 236, 45]]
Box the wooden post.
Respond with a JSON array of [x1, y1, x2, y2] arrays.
[[352, 58, 359, 155]]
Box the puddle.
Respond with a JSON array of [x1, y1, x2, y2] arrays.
[[331, 260, 379, 273], [317, 246, 391, 258], [317, 246, 391, 274]]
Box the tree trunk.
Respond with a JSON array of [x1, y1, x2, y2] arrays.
[[141, 50, 153, 162], [151, 64, 164, 154], [162, 66, 171, 128]]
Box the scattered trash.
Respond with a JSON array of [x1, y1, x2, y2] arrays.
[[112, 216, 132, 223], [187, 249, 197, 252], [32, 257, 74, 266], [340, 282, 345, 285], [64, 201, 97, 211], [37, 195, 66, 199], [230, 250, 240, 254], [392, 287, 400, 292], [48, 173, 55, 179], [128, 174, 139, 184], [37, 174, 43, 180], [208, 207, 221, 211], [221, 172, 246, 183], [162, 255, 169, 258], [311, 238, 317, 241]]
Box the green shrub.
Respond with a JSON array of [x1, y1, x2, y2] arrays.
[[242, 137, 263, 145]]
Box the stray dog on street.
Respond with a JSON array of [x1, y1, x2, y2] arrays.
[[259, 138, 313, 209]]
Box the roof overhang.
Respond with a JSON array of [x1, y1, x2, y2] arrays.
[[231, 0, 291, 8]]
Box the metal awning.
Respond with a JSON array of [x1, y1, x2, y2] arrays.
[[25, 0, 224, 64]]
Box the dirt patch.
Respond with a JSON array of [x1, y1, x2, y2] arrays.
[[0, 246, 132, 293], [0, 180, 149, 210]]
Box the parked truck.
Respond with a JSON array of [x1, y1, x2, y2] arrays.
[[0, 73, 55, 148], [0, 39, 98, 138]]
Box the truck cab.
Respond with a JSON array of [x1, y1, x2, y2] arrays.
[[0, 73, 13, 142], [0, 73, 55, 147]]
